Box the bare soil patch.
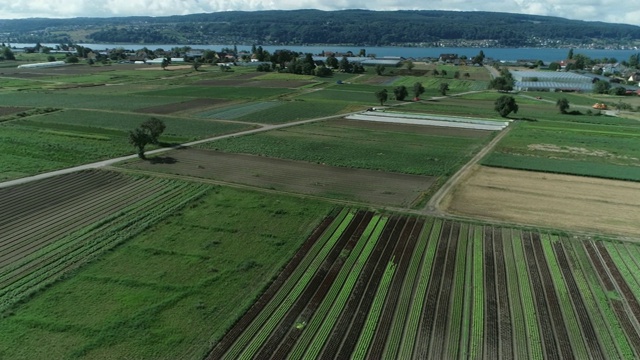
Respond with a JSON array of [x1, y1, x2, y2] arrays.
[[442, 165, 640, 236], [127, 148, 435, 207], [135, 98, 229, 114], [195, 79, 313, 88], [0, 107, 29, 116]]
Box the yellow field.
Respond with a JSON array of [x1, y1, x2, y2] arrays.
[[443, 165, 640, 237]]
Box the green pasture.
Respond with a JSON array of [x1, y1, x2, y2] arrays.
[[29, 109, 253, 140], [296, 83, 398, 105], [255, 73, 316, 81], [0, 186, 333, 360], [0, 77, 51, 91], [137, 85, 292, 100], [389, 77, 488, 94], [0, 124, 132, 180], [402, 94, 505, 118], [484, 113, 640, 180], [524, 91, 605, 107], [484, 153, 640, 181], [0, 91, 192, 111], [236, 100, 350, 124], [41, 69, 195, 85], [197, 101, 282, 120], [199, 99, 349, 124], [0, 110, 252, 180], [203, 119, 492, 176]]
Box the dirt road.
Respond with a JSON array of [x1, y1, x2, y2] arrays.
[[423, 123, 512, 215]]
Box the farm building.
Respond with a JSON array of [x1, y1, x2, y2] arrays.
[[512, 70, 594, 92], [16, 61, 66, 69]]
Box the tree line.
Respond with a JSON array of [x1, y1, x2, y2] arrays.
[[2, 10, 640, 47]]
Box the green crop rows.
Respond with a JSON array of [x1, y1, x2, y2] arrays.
[[208, 212, 640, 359]]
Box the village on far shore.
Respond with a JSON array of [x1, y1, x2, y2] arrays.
[[6, 42, 640, 96]]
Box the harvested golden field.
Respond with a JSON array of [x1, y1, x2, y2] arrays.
[[443, 165, 640, 237]]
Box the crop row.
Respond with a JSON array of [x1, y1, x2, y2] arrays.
[[216, 209, 355, 359], [210, 212, 640, 359], [0, 176, 210, 313], [266, 211, 372, 360]]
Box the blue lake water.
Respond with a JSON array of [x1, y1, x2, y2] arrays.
[[13, 43, 639, 63]]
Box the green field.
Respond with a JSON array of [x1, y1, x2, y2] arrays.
[[5, 58, 640, 360], [202, 119, 493, 176], [0, 91, 193, 111], [27, 109, 253, 141], [0, 110, 253, 181], [137, 86, 292, 100], [483, 114, 640, 180], [0, 186, 333, 360]]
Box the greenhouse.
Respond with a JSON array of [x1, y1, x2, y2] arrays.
[[512, 70, 594, 92], [16, 61, 66, 69]]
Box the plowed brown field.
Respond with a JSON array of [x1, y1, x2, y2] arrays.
[[443, 166, 640, 236], [124, 148, 435, 207]]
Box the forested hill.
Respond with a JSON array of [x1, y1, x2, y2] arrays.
[[2, 9, 639, 47]]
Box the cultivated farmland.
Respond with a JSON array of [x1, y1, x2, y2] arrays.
[[483, 116, 640, 181], [208, 209, 640, 359], [0, 174, 333, 359], [5, 58, 640, 360], [121, 148, 436, 208], [203, 117, 494, 178], [0, 170, 210, 313], [443, 165, 640, 236]]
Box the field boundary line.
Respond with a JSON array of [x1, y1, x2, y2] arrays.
[[424, 123, 513, 215]]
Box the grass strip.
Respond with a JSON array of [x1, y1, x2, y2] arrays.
[[222, 209, 354, 359]]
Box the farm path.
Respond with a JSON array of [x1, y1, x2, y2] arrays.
[[0, 110, 361, 189], [423, 123, 513, 216]]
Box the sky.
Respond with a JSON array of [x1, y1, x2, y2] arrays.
[[0, 0, 638, 26]]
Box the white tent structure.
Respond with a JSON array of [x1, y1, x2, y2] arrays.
[[17, 61, 66, 69]]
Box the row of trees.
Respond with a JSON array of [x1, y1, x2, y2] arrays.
[[374, 82, 453, 106], [375, 82, 426, 105]]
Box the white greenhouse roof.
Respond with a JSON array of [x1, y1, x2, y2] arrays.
[[511, 71, 593, 83]]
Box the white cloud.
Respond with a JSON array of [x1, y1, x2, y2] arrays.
[[0, 0, 636, 25]]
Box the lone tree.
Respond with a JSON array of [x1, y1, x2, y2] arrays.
[[413, 82, 425, 100], [375, 89, 388, 106], [129, 118, 166, 158], [439, 82, 450, 96], [129, 128, 152, 159], [192, 59, 203, 71], [141, 117, 166, 145], [405, 60, 414, 73], [472, 50, 485, 65], [556, 97, 570, 114], [375, 64, 386, 75], [494, 95, 519, 118], [394, 85, 408, 101], [161, 57, 170, 70]]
